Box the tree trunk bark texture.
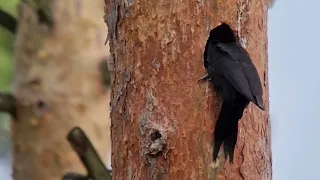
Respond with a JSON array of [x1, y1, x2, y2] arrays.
[[105, 0, 271, 180], [13, 1, 111, 179]]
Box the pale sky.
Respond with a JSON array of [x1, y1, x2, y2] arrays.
[[269, 0, 320, 179]]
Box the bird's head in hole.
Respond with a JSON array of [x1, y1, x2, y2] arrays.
[[209, 22, 238, 43]]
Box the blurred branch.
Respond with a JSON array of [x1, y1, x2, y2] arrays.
[[22, 0, 55, 28], [64, 127, 112, 180], [99, 58, 111, 88], [62, 172, 89, 180], [0, 8, 17, 33], [0, 93, 16, 118]]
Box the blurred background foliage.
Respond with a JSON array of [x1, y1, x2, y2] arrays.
[[0, 0, 17, 158]]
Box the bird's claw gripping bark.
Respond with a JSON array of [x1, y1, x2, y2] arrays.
[[198, 73, 210, 83]]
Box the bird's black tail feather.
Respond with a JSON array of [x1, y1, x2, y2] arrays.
[[213, 98, 249, 163]]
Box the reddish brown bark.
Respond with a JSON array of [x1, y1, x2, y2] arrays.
[[105, 0, 271, 179], [13, 1, 111, 180]]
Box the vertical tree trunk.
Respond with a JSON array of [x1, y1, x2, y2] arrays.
[[13, 1, 111, 180], [105, 0, 271, 179]]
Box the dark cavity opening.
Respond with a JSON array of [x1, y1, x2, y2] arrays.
[[150, 130, 162, 141], [209, 22, 237, 42], [37, 100, 46, 109]]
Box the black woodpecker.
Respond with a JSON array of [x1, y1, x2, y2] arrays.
[[200, 22, 264, 163]]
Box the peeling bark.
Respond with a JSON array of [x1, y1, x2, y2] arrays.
[[105, 0, 271, 179], [13, 1, 111, 180]]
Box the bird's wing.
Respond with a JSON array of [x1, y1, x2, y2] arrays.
[[209, 42, 264, 109]]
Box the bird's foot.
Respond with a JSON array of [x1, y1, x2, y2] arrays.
[[198, 73, 210, 83]]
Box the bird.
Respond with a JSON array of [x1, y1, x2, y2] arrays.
[[199, 22, 264, 163]]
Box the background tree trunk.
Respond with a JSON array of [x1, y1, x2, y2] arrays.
[[13, 1, 111, 179], [105, 0, 271, 179]]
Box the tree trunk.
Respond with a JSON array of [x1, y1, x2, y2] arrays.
[[13, 1, 111, 179], [105, 0, 271, 179]]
